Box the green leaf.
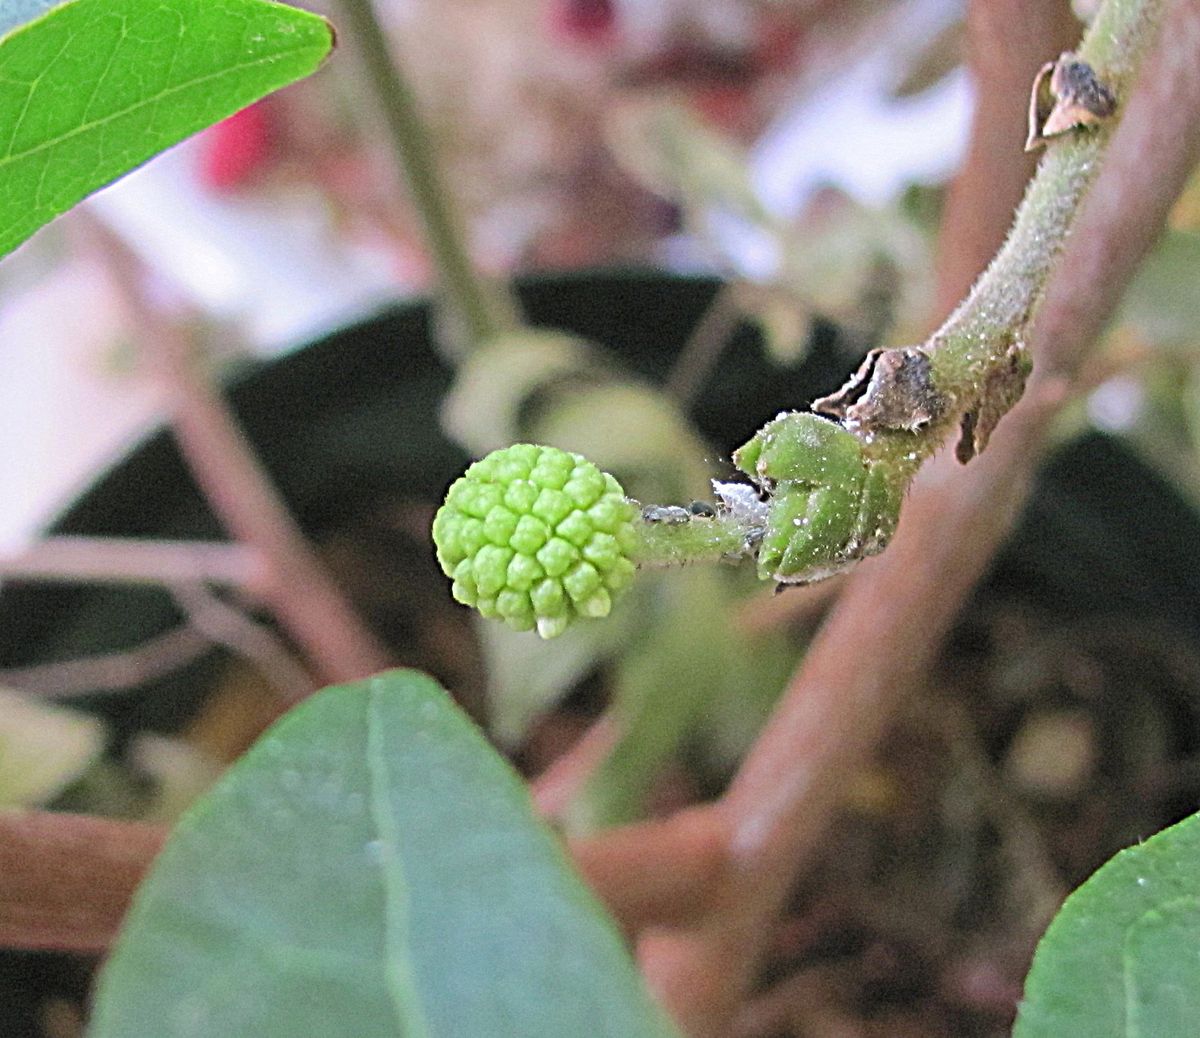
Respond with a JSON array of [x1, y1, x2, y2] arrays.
[[89, 669, 678, 1038], [1015, 811, 1200, 1037], [0, 0, 333, 259], [0, 685, 105, 806], [1123, 898, 1200, 1036]]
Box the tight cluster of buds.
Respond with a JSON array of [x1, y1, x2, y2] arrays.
[[432, 444, 638, 638]]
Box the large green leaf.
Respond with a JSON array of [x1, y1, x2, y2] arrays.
[[1015, 811, 1200, 1037], [89, 669, 678, 1038], [0, 0, 333, 259]]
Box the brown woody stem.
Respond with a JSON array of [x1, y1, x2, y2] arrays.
[[88, 220, 393, 685], [0, 812, 166, 953]]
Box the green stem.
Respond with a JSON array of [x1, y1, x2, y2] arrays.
[[630, 514, 753, 569], [869, 0, 1164, 474], [930, 0, 1162, 393], [333, 0, 520, 350], [732, 0, 1168, 583]]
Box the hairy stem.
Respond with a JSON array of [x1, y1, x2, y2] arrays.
[[630, 513, 751, 569], [333, 0, 519, 350], [629, 3, 1163, 584], [932, 0, 1159, 383], [871, 0, 1165, 469], [932, 0, 1081, 314]]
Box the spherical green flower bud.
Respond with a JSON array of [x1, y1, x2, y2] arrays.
[[433, 444, 639, 637]]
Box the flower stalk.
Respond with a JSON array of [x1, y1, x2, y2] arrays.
[[333, 0, 520, 351]]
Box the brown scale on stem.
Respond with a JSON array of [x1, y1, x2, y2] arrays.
[[813, 346, 946, 434], [1026, 52, 1119, 152]]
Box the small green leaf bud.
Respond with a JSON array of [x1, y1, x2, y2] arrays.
[[733, 412, 904, 583]]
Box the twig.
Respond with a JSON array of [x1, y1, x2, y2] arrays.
[[1032, 0, 1200, 379], [1, 587, 315, 704], [0, 812, 166, 953], [838, 0, 1169, 487], [85, 218, 392, 685], [0, 626, 212, 697], [932, 0, 1080, 315], [331, 0, 519, 351], [0, 536, 264, 589], [641, 0, 1200, 1030], [168, 584, 316, 703], [664, 283, 743, 407]]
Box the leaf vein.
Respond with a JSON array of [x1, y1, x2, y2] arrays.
[[79, 17, 130, 125], [2, 28, 73, 159], [366, 682, 435, 1038], [0, 43, 320, 172]]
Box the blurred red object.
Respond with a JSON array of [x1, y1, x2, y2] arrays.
[[753, 11, 806, 73], [547, 0, 617, 47], [198, 100, 279, 193]]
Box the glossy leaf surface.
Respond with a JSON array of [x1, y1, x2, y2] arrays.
[[0, 0, 332, 258], [90, 669, 677, 1038]]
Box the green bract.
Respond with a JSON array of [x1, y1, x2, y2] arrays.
[[733, 411, 902, 583], [433, 445, 638, 638]]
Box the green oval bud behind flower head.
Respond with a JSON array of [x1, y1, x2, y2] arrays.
[[433, 444, 639, 638], [733, 411, 902, 584]]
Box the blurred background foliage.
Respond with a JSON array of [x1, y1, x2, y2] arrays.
[[4, 1, 1200, 1034]]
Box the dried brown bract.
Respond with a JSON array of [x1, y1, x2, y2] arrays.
[[1026, 52, 1117, 152], [813, 347, 946, 433]]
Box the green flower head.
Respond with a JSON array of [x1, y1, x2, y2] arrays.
[[432, 444, 639, 638]]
